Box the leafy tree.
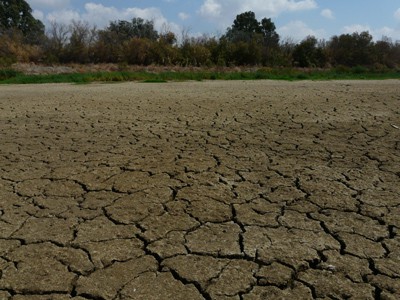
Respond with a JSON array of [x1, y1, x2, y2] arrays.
[[225, 12, 279, 44], [260, 17, 280, 65], [231, 11, 260, 34], [276, 37, 296, 66], [329, 31, 374, 66], [224, 11, 279, 65], [159, 31, 176, 45], [123, 38, 154, 65], [95, 17, 159, 63], [0, 0, 44, 43], [225, 11, 261, 42], [231, 39, 262, 65], [260, 18, 279, 47], [293, 36, 327, 67], [388, 41, 400, 69], [64, 20, 97, 63], [43, 21, 69, 63], [0, 29, 42, 63], [152, 31, 179, 65], [372, 36, 400, 68], [93, 29, 122, 63], [180, 36, 212, 66], [201, 36, 220, 65], [107, 18, 158, 42], [374, 37, 391, 65], [151, 41, 179, 65], [213, 36, 230, 66]]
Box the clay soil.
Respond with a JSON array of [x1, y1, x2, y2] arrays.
[[0, 80, 399, 299]]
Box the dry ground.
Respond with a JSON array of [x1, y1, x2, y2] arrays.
[[0, 80, 399, 299]]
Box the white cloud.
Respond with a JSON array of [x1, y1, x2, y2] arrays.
[[29, 0, 70, 10], [343, 24, 371, 34], [199, 0, 317, 18], [254, 0, 317, 14], [342, 24, 400, 40], [32, 9, 45, 21], [199, 0, 317, 30], [278, 20, 325, 41], [44, 3, 180, 34], [395, 8, 400, 21], [46, 9, 80, 24], [321, 9, 334, 20], [375, 27, 399, 39], [82, 3, 181, 31], [82, 3, 163, 24], [199, 0, 223, 18], [178, 12, 190, 20]]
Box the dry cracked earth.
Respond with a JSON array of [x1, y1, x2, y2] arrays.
[[0, 80, 399, 300]]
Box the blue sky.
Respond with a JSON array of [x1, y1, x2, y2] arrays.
[[29, 0, 400, 41]]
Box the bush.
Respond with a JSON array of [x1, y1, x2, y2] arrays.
[[0, 33, 43, 63], [0, 69, 20, 81], [351, 65, 369, 74], [0, 57, 16, 67]]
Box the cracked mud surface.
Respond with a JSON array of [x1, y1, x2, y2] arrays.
[[0, 80, 399, 299]]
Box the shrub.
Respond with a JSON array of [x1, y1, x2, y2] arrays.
[[351, 65, 368, 74], [0, 69, 20, 80]]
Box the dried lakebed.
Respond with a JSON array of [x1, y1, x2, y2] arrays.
[[0, 80, 399, 299]]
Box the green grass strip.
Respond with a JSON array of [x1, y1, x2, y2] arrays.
[[1, 68, 400, 84]]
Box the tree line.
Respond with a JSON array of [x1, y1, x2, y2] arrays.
[[1, 1, 400, 69]]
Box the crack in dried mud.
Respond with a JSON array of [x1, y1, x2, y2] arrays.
[[0, 80, 399, 299]]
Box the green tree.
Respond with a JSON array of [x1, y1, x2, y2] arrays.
[[180, 36, 212, 66], [260, 17, 280, 65], [276, 37, 296, 66], [225, 11, 261, 42], [151, 31, 179, 65], [159, 31, 176, 45], [372, 36, 400, 68], [0, 29, 42, 64], [293, 36, 327, 67], [260, 17, 279, 47], [231, 11, 260, 32], [224, 11, 279, 65], [0, 0, 44, 43], [43, 21, 69, 63], [123, 37, 154, 65], [328, 31, 374, 67], [231, 39, 262, 65], [63, 20, 97, 63], [94, 17, 159, 63], [108, 18, 158, 42], [93, 29, 122, 63]]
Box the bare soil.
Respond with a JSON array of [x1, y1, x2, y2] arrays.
[[0, 80, 399, 299]]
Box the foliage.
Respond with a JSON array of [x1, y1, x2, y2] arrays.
[[224, 11, 279, 44], [293, 36, 327, 67], [260, 18, 279, 48], [107, 18, 159, 42], [92, 30, 121, 63], [180, 36, 213, 66], [0, 0, 44, 43], [224, 11, 280, 65], [62, 20, 97, 63], [0, 29, 42, 62], [226, 11, 261, 41], [2, 67, 400, 84], [0, 9, 399, 70], [122, 38, 153, 65], [0, 68, 20, 80], [328, 31, 374, 66]]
